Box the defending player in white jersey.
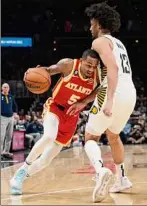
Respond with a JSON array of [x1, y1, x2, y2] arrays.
[[69, 2, 136, 202]]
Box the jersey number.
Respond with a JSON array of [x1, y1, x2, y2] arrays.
[[68, 94, 80, 105], [120, 53, 130, 74]]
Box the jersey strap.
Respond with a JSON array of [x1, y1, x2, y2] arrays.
[[64, 59, 80, 82]]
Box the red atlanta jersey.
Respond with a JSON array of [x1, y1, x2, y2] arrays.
[[52, 59, 97, 108]]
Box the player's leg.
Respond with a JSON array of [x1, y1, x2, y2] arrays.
[[106, 129, 132, 193], [10, 112, 59, 194], [25, 112, 79, 181], [106, 129, 124, 167], [106, 129, 132, 192], [27, 142, 62, 176], [108, 92, 136, 193], [26, 112, 59, 164], [85, 99, 113, 202], [27, 111, 79, 177], [10, 142, 63, 195]]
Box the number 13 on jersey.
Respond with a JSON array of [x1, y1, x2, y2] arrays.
[[120, 53, 131, 74], [68, 94, 80, 105]]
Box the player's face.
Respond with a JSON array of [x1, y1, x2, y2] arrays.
[[90, 19, 100, 38], [81, 56, 98, 78]]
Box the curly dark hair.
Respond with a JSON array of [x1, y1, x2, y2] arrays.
[[85, 2, 121, 33]]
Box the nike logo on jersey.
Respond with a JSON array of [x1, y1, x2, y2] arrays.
[[65, 82, 92, 95], [88, 78, 94, 84]]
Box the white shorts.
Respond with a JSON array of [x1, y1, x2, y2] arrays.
[[86, 86, 136, 135]]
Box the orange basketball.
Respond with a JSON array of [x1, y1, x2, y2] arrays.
[[24, 67, 51, 94]]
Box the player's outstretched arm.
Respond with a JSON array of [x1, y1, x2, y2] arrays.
[[66, 87, 100, 116], [45, 58, 73, 76], [32, 59, 73, 76]]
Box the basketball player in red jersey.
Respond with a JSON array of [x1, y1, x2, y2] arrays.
[[10, 49, 100, 195]]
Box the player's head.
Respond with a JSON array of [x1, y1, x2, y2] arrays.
[[2, 83, 10, 94], [80, 49, 99, 78], [33, 116, 38, 122], [85, 2, 121, 38]]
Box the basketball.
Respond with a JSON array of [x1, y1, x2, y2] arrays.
[[24, 67, 51, 94]]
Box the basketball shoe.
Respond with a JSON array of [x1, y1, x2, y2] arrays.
[[109, 176, 132, 193], [10, 167, 28, 195], [93, 167, 113, 202]]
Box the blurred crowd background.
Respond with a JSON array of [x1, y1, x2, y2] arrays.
[[1, 0, 147, 150]]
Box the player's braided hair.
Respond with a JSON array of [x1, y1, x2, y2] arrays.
[[85, 2, 121, 33]]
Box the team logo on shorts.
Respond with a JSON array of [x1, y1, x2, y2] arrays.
[[90, 106, 98, 114]]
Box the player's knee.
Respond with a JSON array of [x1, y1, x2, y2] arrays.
[[106, 129, 120, 144], [43, 120, 58, 141], [85, 132, 100, 142], [43, 113, 59, 140], [43, 134, 56, 143], [44, 128, 58, 140], [39, 143, 62, 167], [38, 134, 53, 147], [51, 143, 63, 157]]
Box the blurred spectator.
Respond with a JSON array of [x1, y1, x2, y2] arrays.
[[143, 122, 147, 143], [127, 124, 145, 144], [123, 121, 132, 138], [64, 20, 72, 32], [16, 80, 24, 97], [137, 102, 147, 114], [1, 83, 18, 159], [19, 109, 25, 120], [84, 24, 89, 32], [24, 115, 31, 129], [26, 116, 42, 143], [127, 19, 133, 31], [14, 115, 25, 131], [8, 80, 17, 95], [31, 111, 36, 119], [138, 113, 146, 127], [120, 120, 132, 143]]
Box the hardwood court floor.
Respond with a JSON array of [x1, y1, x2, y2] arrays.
[[1, 145, 147, 205]]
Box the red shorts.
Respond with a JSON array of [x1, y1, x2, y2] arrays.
[[43, 98, 79, 146]]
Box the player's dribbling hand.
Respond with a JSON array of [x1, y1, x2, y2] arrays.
[[23, 65, 41, 81], [103, 100, 113, 117], [66, 102, 86, 116]]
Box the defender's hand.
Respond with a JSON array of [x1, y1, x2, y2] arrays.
[[66, 102, 86, 116], [103, 99, 113, 117]]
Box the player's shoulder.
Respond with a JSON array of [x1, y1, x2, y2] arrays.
[[92, 37, 112, 53], [93, 36, 109, 43], [57, 58, 74, 75], [57, 58, 74, 71], [92, 37, 110, 49], [57, 58, 73, 65]]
